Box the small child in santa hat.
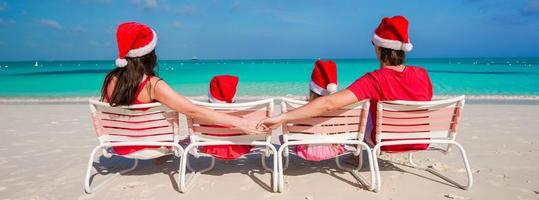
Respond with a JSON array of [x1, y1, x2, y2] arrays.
[[201, 75, 254, 160], [294, 60, 345, 161]]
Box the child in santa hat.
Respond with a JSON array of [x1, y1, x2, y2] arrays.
[[201, 75, 254, 160], [100, 22, 268, 160], [294, 59, 345, 161]]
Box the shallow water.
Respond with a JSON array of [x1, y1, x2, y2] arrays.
[[0, 58, 537, 97]]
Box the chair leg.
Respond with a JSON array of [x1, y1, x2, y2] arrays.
[[179, 144, 221, 193], [261, 152, 270, 171], [335, 144, 376, 191], [283, 156, 289, 171], [278, 142, 375, 193], [263, 144, 279, 193], [261, 145, 274, 171], [425, 143, 473, 190], [276, 144, 288, 193], [373, 141, 473, 192], [84, 146, 102, 194], [408, 153, 418, 167], [120, 159, 138, 174], [84, 145, 139, 194], [198, 156, 216, 173], [179, 144, 196, 193], [372, 144, 383, 193], [335, 148, 363, 171], [357, 149, 364, 171]]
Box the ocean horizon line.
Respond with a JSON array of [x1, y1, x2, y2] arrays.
[[1, 56, 538, 63], [1, 95, 538, 105]]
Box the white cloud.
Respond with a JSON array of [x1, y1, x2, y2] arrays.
[[0, 18, 15, 25], [230, 1, 240, 11], [73, 25, 88, 33], [258, 9, 313, 25], [175, 5, 198, 15], [131, 0, 158, 10], [39, 19, 63, 29], [142, 0, 157, 9], [173, 21, 181, 29]]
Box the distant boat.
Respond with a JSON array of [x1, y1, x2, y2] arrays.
[[191, 56, 198, 60], [34, 61, 38, 67]]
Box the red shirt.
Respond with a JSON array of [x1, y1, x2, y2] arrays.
[[347, 66, 433, 152]]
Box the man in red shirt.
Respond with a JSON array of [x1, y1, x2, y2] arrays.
[[260, 16, 433, 152]]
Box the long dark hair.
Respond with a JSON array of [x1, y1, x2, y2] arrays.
[[100, 50, 158, 106]]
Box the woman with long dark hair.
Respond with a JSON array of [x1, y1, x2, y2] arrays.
[[102, 22, 268, 156]]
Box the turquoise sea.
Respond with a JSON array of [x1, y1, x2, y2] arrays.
[[0, 58, 538, 97]]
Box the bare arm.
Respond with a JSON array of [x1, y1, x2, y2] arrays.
[[261, 89, 358, 129], [153, 80, 268, 134]]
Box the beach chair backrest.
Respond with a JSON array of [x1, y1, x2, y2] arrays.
[[89, 99, 179, 144], [375, 96, 465, 143], [187, 99, 274, 138], [281, 98, 370, 141]]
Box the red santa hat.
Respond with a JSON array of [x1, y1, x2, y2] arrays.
[[310, 59, 338, 96], [208, 75, 239, 103], [372, 16, 413, 52], [115, 22, 158, 67]]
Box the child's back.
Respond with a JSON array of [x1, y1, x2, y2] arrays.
[[201, 75, 253, 160], [295, 60, 345, 161]]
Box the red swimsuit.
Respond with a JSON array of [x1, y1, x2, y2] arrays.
[[106, 76, 160, 155]]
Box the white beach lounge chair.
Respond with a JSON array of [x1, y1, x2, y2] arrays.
[[85, 100, 184, 193], [372, 95, 473, 192], [278, 97, 376, 192], [179, 98, 278, 192]]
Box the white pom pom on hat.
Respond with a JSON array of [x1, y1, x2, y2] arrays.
[[401, 42, 414, 52], [115, 58, 128, 68], [326, 83, 338, 94]]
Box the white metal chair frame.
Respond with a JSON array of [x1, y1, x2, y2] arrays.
[[85, 99, 184, 193], [179, 98, 278, 192], [372, 95, 473, 192], [278, 97, 376, 192]]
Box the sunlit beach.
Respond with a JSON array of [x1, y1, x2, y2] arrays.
[[0, 1, 538, 200]]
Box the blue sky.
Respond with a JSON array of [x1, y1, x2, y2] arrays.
[[0, 0, 538, 61]]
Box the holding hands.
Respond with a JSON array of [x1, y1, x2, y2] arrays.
[[234, 118, 271, 135], [258, 114, 286, 130], [235, 114, 287, 134]]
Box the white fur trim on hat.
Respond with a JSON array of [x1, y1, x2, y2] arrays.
[[372, 34, 413, 52], [115, 58, 128, 67], [310, 81, 330, 96], [126, 29, 158, 58], [207, 91, 235, 103], [326, 83, 338, 94]]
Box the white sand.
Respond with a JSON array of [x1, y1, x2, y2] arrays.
[[0, 102, 538, 200]]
